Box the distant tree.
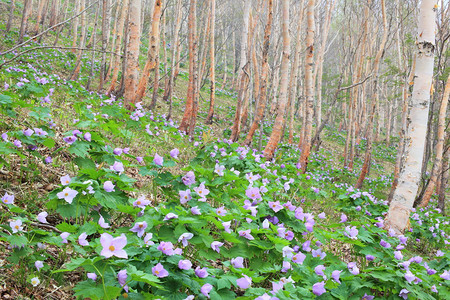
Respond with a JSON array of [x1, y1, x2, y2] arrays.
[[205, 0, 216, 125]]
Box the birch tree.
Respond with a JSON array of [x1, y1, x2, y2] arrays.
[[385, 0, 438, 234]]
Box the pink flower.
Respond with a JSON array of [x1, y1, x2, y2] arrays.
[[153, 153, 164, 166], [231, 257, 244, 268], [178, 259, 192, 270], [211, 241, 224, 253], [57, 187, 78, 204], [35, 260, 44, 271], [170, 148, 180, 159], [236, 274, 252, 289], [178, 233, 194, 247], [152, 263, 169, 278], [222, 221, 232, 233], [10, 219, 23, 233], [216, 206, 227, 216], [78, 232, 89, 246], [1, 192, 14, 205], [60, 232, 70, 243], [100, 233, 128, 259], [133, 196, 150, 208], [164, 213, 179, 221], [179, 189, 191, 204], [158, 241, 175, 255], [191, 206, 201, 215], [195, 266, 208, 278], [245, 187, 261, 201], [268, 201, 283, 212], [130, 221, 148, 237], [87, 273, 97, 281], [98, 215, 110, 228], [37, 211, 48, 223], [201, 283, 213, 298], [103, 181, 115, 192], [60, 175, 71, 186], [292, 252, 306, 264], [118, 269, 128, 292], [194, 182, 210, 200], [238, 229, 254, 240]]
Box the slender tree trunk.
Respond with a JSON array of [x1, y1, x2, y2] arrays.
[[298, 0, 315, 172], [49, 0, 61, 27], [135, 0, 162, 103], [230, 0, 251, 141], [86, 1, 100, 90], [244, 0, 273, 146], [34, 0, 48, 34], [165, 0, 182, 120], [263, 0, 290, 160], [385, 0, 438, 234], [418, 74, 450, 207], [105, 1, 120, 82], [437, 140, 449, 213], [222, 23, 228, 87], [355, 0, 387, 189], [107, 0, 129, 95], [179, 0, 199, 135], [98, 0, 110, 91], [19, 0, 33, 44], [205, 0, 216, 124], [123, 0, 142, 107], [6, 0, 16, 33], [71, 0, 80, 53], [70, 0, 87, 81]]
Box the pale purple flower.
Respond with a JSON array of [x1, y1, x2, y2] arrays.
[[380, 239, 391, 248], [34, 128, 48, 137], [2, 192, 14, 205], [133, 196, 150, 208], [194, 182, 210, 200], [179, 189, 191, 204], [60, 175, 71, 186], [118, 269, 128, 292], [262, 219, 270, 229], [98, 215, 110, 228], [436, 250, 444, 257], [182, 171, 196, 186], [144, 233, 154, 246], [318, 212, 326, 219], [246, 187, 261, 201], [72, 130, 82, 137], [344, 226, 358, 239], [78, 232, 89, 246], [214, 164, 225, 176], [178, 259, 192, 270], [191, 206, 201, 215], [201, 283, 213, 298], [31, 277, 40, 287], [110, 161, 124, 173], [164, 213, 178, 221], [312, 281, 326, 296], [223, 221, 232, 233], [332, 270, 342, 284], [211, 241, 224, 253], [10, 219, 23, 233], [57, 187, 78, 204], [399, 289, 409, 299], [394, 251, 403, 260], [281, 261, 291, 272], [440, 270, 450, 280], [195, 266, 208, 278], [312, 248, 326, 259], [158, 241, 174, 255], [84, 132, 91, 142], [348, 262, 359, 275], [268, 201, 283, 212], [153, 153, 164, 166], [236, 274, 252, 289], [60, 232, 70, 243], [282, 246, 294, 259], [35, 260, 44, 271], [292, 252, 306, 264], [152, 263, 169, 278], [239, 229, 254, 240], [170, 148, 180, 159], [431, 285, 438, 293], [366, 255, 375, 261], [100, 233, 128, 258], [130, 221, 148, 237], [361, 293, 374, 300], [216, 206, 227, 216], [23, 128, 34, 136], [178, 233, 194, 247], [113, 148, 123, 155], [64, 135, 77, 144], [231, 257, 244, 268], [315, 265, 326, 276], [87, 273, 97, 281], [1, 132, 7, 142], [340, 213, 347, 223], [13, 140, 22, 147], [45, 156, 52, 164], [103, 181, 115, 192]]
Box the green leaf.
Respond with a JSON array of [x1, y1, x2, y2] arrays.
[[0, 94, 12, 105], [69, 141, 91, 157], [6, 235, 28, 247], [42, 138, 55, 149]]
